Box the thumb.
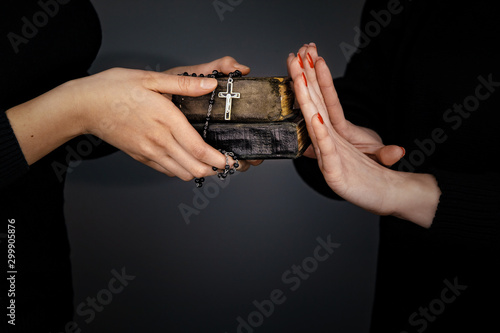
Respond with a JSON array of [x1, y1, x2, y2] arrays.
[[143, 71, 217, 96], [376, 145, 406, 167]]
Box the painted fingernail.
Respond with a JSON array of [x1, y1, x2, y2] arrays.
[[302, 72, 307, 87], [306, 53, 314, 68], [317, 113, 324, 124], [297, 53, 304, 69], [401, 147, 406, 157]]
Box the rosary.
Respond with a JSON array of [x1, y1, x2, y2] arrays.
[[179, 70, 242, 188]]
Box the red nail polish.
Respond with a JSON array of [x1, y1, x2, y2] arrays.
[[318, 113, 324, 124], [297, 54, 304, 69], [401, 147, 406, 157], [302, 72, 307, 87], [306, 53, 314, 68]]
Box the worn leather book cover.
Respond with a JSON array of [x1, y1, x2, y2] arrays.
[[191, 114, 309, 159], [172, 76, 310, 159]]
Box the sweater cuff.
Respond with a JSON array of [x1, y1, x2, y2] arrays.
[[0, 110, 29, 187], [430, 169, 500, 246]]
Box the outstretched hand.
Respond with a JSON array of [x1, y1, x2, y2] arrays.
[[287, 44, 440, 227], [288, 44, 405, 167], [287, 44, 406, 216]]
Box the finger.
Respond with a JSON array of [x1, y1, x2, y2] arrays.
[[287, 54, 305, 87], [168, 120, 228, 170], [310, 113, 337, 177], [135, 152, 194, 181], [143, 159, 176, 177], [246, 159, 264, 166], [315, 57, 348, 135], [302, 144, 317, 159], [161, 137, 222, 180], [143, 71, 217, 96], [166, 56, 251, 76], [211, 56, 251, 75], [292, 68, 320, 149], [375, 145, 406, 167], [287, 53, 297, 75], [299, 50, 333, 137], [236, 160, 251, 172], [303, 45, 321, 95], [147, 100, 228, 170]]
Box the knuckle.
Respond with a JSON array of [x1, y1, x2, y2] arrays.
[[220, 56, 235, 68], [191, 166, 208, 179], [177, 75, 192, 92], [190, 144, 207, 160]]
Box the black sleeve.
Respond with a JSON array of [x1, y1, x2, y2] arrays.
[[0, 110, 29, 188], [430, 170, 500, 246]]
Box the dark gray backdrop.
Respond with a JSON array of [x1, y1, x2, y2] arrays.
[[64, 0, 379, 332]]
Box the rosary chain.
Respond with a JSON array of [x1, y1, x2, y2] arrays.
[[180, 70, 242, 188]]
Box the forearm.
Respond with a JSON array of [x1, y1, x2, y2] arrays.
[[388, 171, 441, 228], [5, 80, 83, 165]]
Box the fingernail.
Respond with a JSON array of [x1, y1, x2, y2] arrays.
[[289, 53, 295, 58], [317, 113, 324, 124], [297, 54, 304, 69], [201, 78, 216, 89], [302, 72, 307, 87], [309, 42, 316, 47], [401, 147, 406, 157], [306, 53, 314, 68]]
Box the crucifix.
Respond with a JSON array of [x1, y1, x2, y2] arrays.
[[218, 77, 240, 120]]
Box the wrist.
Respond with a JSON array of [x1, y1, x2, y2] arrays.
[[59, 78, 89, 137], [4, 79, 88, 165], [388, 171, 441, 228]]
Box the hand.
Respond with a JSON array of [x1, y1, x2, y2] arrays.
[[164, 56, 263, 171], [71, 57, 262, 179], [288, 44, 405, 166], [7, 56, 262, 180], [287, 44, 440, 227]]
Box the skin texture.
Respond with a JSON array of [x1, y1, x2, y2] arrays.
[[288, 44, 441, 228], [6, 56, 262, 181]]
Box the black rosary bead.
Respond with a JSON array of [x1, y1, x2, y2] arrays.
[[186, 69, 239, 188]]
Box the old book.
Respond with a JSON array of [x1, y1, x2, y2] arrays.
[[191, 114, 309, 159], [172, 76, 310, 159]]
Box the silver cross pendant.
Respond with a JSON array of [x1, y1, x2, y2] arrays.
[[218, 77, 240, 120]]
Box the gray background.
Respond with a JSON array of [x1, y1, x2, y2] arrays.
[[64, 0, 379, 332]]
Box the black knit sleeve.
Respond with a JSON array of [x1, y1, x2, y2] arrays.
[[430, 169, 500, 246], [0, 110, 29, 188]]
